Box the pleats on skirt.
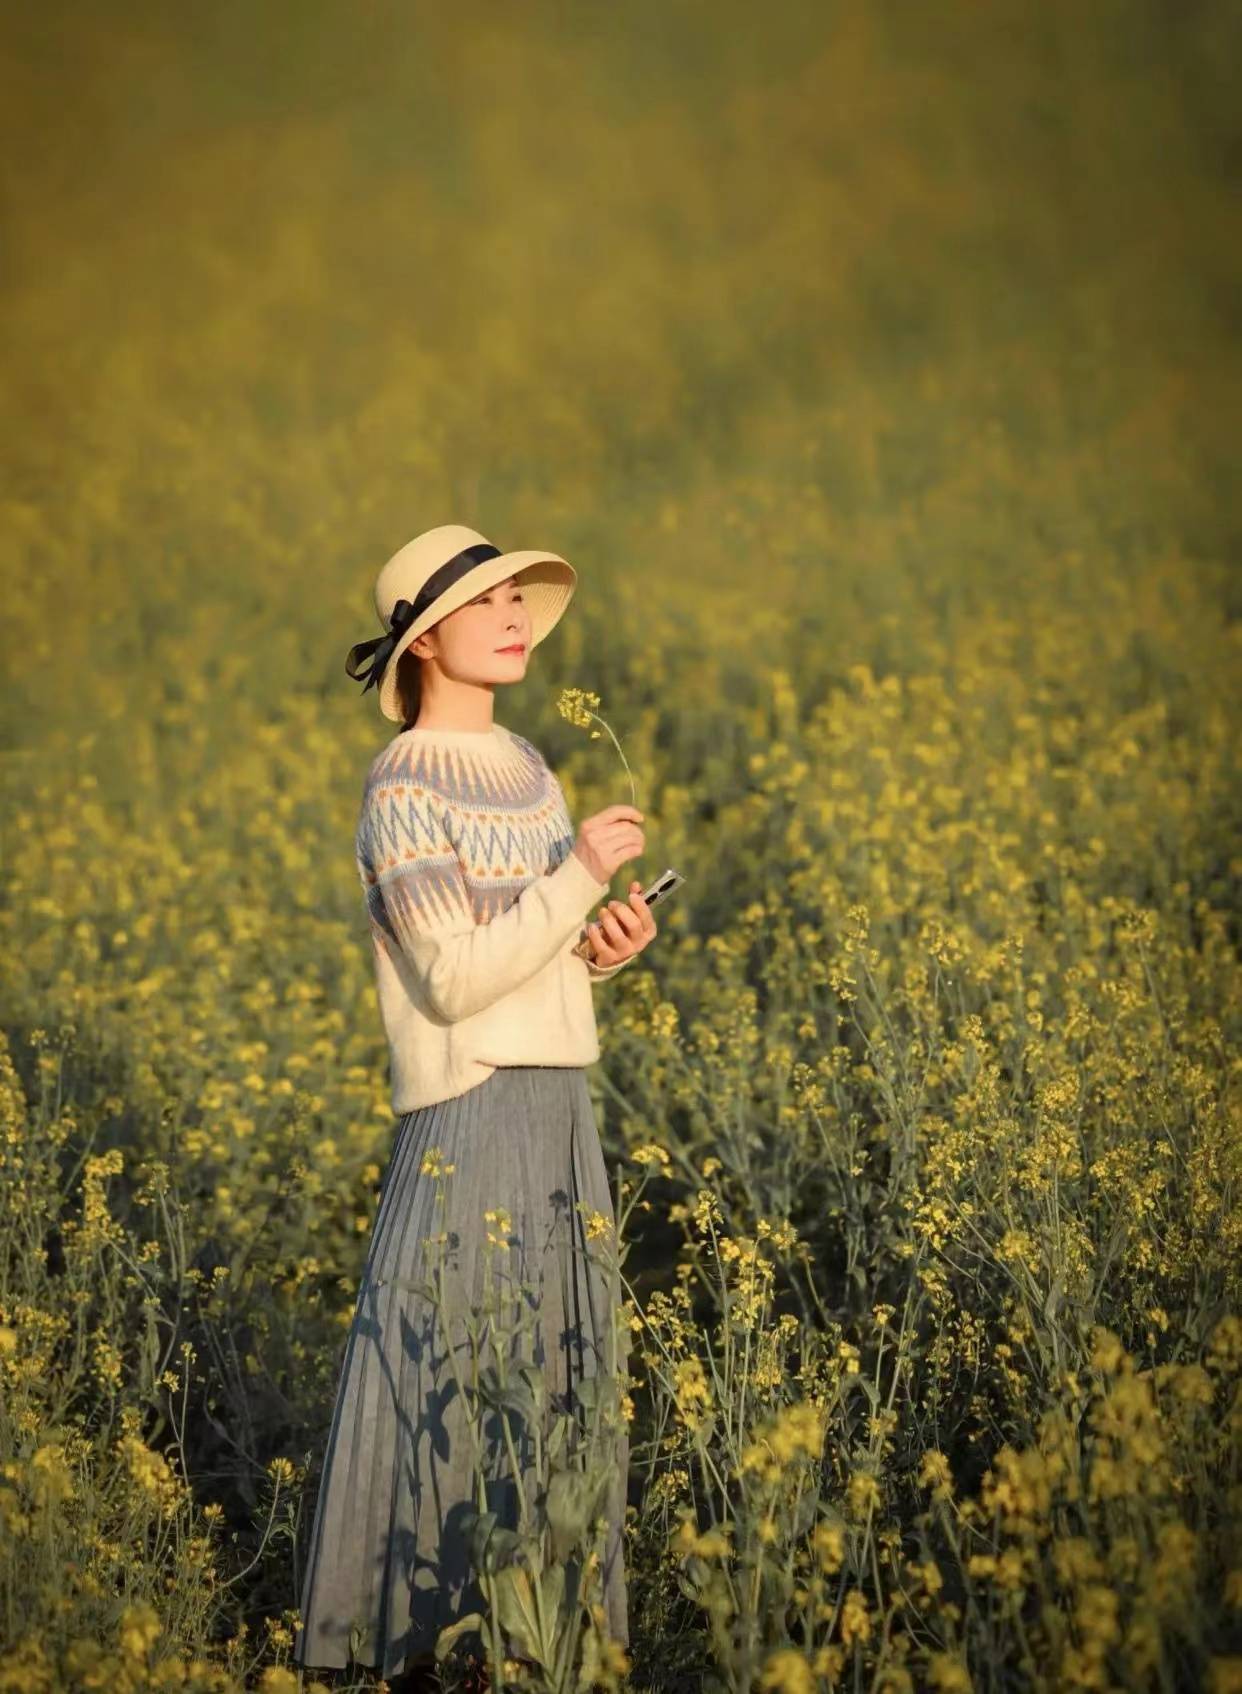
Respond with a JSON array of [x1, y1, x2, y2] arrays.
[[291, 1064, 629, 1679]]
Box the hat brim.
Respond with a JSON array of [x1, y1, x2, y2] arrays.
[[377, 550, 577, 722]]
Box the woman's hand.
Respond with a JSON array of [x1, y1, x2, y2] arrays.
[[584, 879, 658, 966], [572, 804, 645, 883]]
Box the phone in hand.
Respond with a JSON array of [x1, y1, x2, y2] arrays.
[[637, 867, 685, 909], [571, 866, 685, 961]]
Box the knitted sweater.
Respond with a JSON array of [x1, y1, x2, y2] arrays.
[[356, 720, 635, 1112]]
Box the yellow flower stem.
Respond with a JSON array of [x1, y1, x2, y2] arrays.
[[930, 1494, 994, 1660], [734, 1234, 764, 1437], [747, 1480, 770, 1620], [615, 1160, 652, 1239], [422, 1185, 510, 1680], [430, 1220, 487, 1489], [853, 947, 916, 1118], [586, 713, 638, 810], [864, 1594, 900, 1694], [702, 1207, 733, 1432], [615, 1260, 735, 1498], [483, 1249, 532, 1539]]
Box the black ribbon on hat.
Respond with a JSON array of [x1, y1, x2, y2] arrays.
[[345, 541, 504, 692]]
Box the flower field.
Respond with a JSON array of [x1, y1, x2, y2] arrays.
[[1, 1, 1239, 1689]]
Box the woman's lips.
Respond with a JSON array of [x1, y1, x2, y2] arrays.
[[496, 644, 526, 653]]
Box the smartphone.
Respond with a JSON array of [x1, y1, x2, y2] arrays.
[[638, 867, 685, 908], [571, 866, 685, 960]]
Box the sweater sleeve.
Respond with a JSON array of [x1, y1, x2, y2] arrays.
[[362, 787, 611, 1024], [583, 942, 636, 983]]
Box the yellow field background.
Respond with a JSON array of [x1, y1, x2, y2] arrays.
[[2, 0, 1240, 1689]]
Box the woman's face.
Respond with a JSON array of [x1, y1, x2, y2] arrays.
[[413, 573, 532, 682]]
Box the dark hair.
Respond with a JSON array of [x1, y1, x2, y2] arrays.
[[395, 646, 423, 729]]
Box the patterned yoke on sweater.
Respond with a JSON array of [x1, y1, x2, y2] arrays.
[[355, 720, 634, 1114]]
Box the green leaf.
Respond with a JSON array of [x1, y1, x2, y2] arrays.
[[678, 1553, 712, 1595], [461, 1505, 496, 1555], [539, 1561, 567, 1628], [545, 1470, 599, 1558], [792, 1484, 819, 1538], [518, 1362, 546, 1413], [573, 1375, 600, 1409], [477, 1368, 539, 1425], [462, 1507, 523, 1574], [546, 1411, 573, 1462], [690, 1410, 717, 1446], [433, 1612, 485, 1659], [492, 1564, 544, 1662]]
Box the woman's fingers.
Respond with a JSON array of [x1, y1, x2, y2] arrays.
[[631, 882, 658, 937], [587, 907, 630, 962], [587, 918, 624, 963], [586, 881, 660, 963], [595, 907, 631, 952], [605, 899, 641, 940], [590, 886, 656, 958], [619, 882, 657, 940]]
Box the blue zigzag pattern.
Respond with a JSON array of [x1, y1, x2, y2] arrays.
[[356, 730, 578, 940]]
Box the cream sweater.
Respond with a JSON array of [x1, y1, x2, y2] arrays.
[[356, 720, 634, 1112]]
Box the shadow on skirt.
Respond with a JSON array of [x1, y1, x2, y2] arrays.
[[291, 1063, 629, 1680]]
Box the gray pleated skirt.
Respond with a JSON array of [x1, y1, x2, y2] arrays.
[[291, 1064, 629, 1679]]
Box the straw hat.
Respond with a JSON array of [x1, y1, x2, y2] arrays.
[[345, 524, 577, 722]]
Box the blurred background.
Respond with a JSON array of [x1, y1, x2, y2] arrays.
[[3, 0, 1239, 767]]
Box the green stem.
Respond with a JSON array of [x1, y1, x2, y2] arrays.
[[589, 713, 638, 809]]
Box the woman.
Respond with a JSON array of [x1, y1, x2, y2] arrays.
[[292, 524, 656, 1687]]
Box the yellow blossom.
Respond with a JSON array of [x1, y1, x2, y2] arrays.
[[759, 1649, 816, 1693], [927, 1652, 973, 1693], [839, 1587, 871, 1646], [116, 1602, 161, 1659], [483, 1205, 513, 1247], [847, 1469, 881, 1517], [632, 1142, 673, 1170], [918, 1448, 954, 1500], [812, 1518, 845, 1574], [582, 1207, 613, 1241], [419, 1147, 456, 1179], [673, 1512, 731, 1559], [556, 686, 602, 728], [671, 1356, 713, 1432]]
